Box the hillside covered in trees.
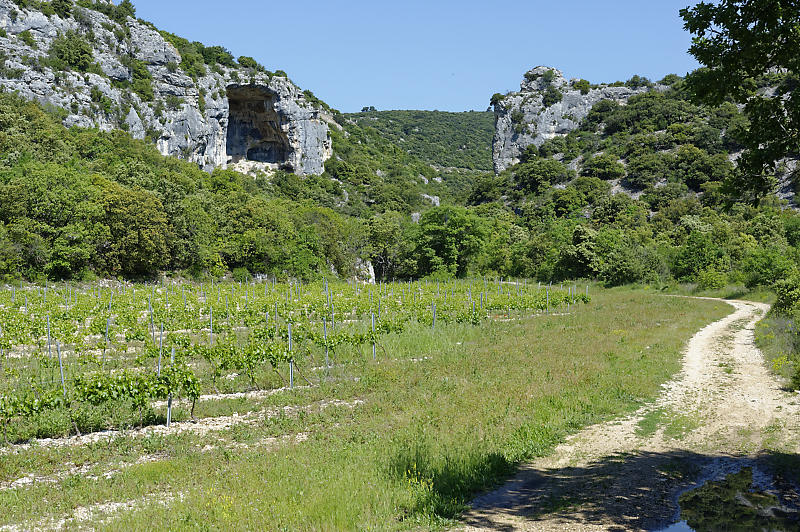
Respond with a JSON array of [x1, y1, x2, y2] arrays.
[[0, 90, 480, 280], [1, 0, 799, 296], [462, 74, 800, 288], [343, 110, 494, 171], [3, 70, 800, 289]]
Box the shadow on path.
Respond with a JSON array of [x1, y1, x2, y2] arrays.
[[462, 449, 800, 531]]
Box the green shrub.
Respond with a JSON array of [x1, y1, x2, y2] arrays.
[[573, 176, 612, 203], [200, 45, 235, 67], [541, 69, 556, 83], [165, 95, 183, 110], [48, 30, 93, 71], [642, 182, 688, 210], [237, 55, 264, 71], [514, 157, 573, 193], [0, 29, 6, 38], [159, 31, 207, 80], [542, 86, 563, 108], [573, 79, 591, 95], [131, 77, 153, 101], [552, 187, 585, 216], [672, 231, 721, 282], [40, 2, 55, 16], [600, 253, 637, 286], [232, 266, 250, 282], [599, 241, 660, 286], [741, 246, 796, 288], [625, 75, 652, 89], [116, 0, 135, 19], [123, 57, 153, 101], [90, 86, 113, 114], [671, 144, 733, 191], [659, 74, 682, 86], [303, 89, 331, 112], [113, 27, 127, 43], [490, 93, 505, 106], [772, 277, 800, 313], [510, 110, 524, 132], [697, 268, 727, 290], [626, 152, 669, 189], [51, 0, 73, 18], [18, 30, 36, 48], [581, 153, 626, 180]]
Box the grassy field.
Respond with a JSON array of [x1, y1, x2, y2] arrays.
[[644, 282, 775, 304], [755, 312, 799, 388], [0, 287, 730, 530]]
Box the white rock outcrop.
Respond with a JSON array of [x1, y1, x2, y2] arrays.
[[0, 0, 331, 175], [492, 66, 654, 173]]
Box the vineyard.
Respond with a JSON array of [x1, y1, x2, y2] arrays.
[[0, 277, 587, 446]]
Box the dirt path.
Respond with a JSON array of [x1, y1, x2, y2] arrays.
[[460, 299, 800, 531]]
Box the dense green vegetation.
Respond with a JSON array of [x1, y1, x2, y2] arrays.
[[465, 77, 800, 289], [0, 90, 481, 281], [343, 110, 495, 171], [3, 1, 798, 300], [0, 92, 368, 280], [5, 76, 800, 294], [755, 275, 800, 390], [323, 114, 447, 215], [681, 0, 800, 201]]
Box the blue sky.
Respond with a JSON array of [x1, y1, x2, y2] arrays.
[[132, 0, 700, 113]]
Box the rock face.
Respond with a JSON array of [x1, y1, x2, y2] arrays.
[[0, 0, 331, 175], [492, 66, 652, 173]]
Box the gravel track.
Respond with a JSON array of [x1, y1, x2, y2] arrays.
[[460, 299, 800, 531]]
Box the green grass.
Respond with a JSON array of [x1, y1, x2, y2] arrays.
[[754, 312, 799, 387], [635, 408, 665, 437], [654, 282, 775, 304], [0, 288, 730, 530], [636, 407, 701, 440]]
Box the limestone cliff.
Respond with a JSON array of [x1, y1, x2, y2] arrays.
[[0, 0, 331, 175], [492, 66, 654, 173]]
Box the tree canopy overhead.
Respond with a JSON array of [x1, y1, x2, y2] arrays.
[[680, 0, 800, 202]]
